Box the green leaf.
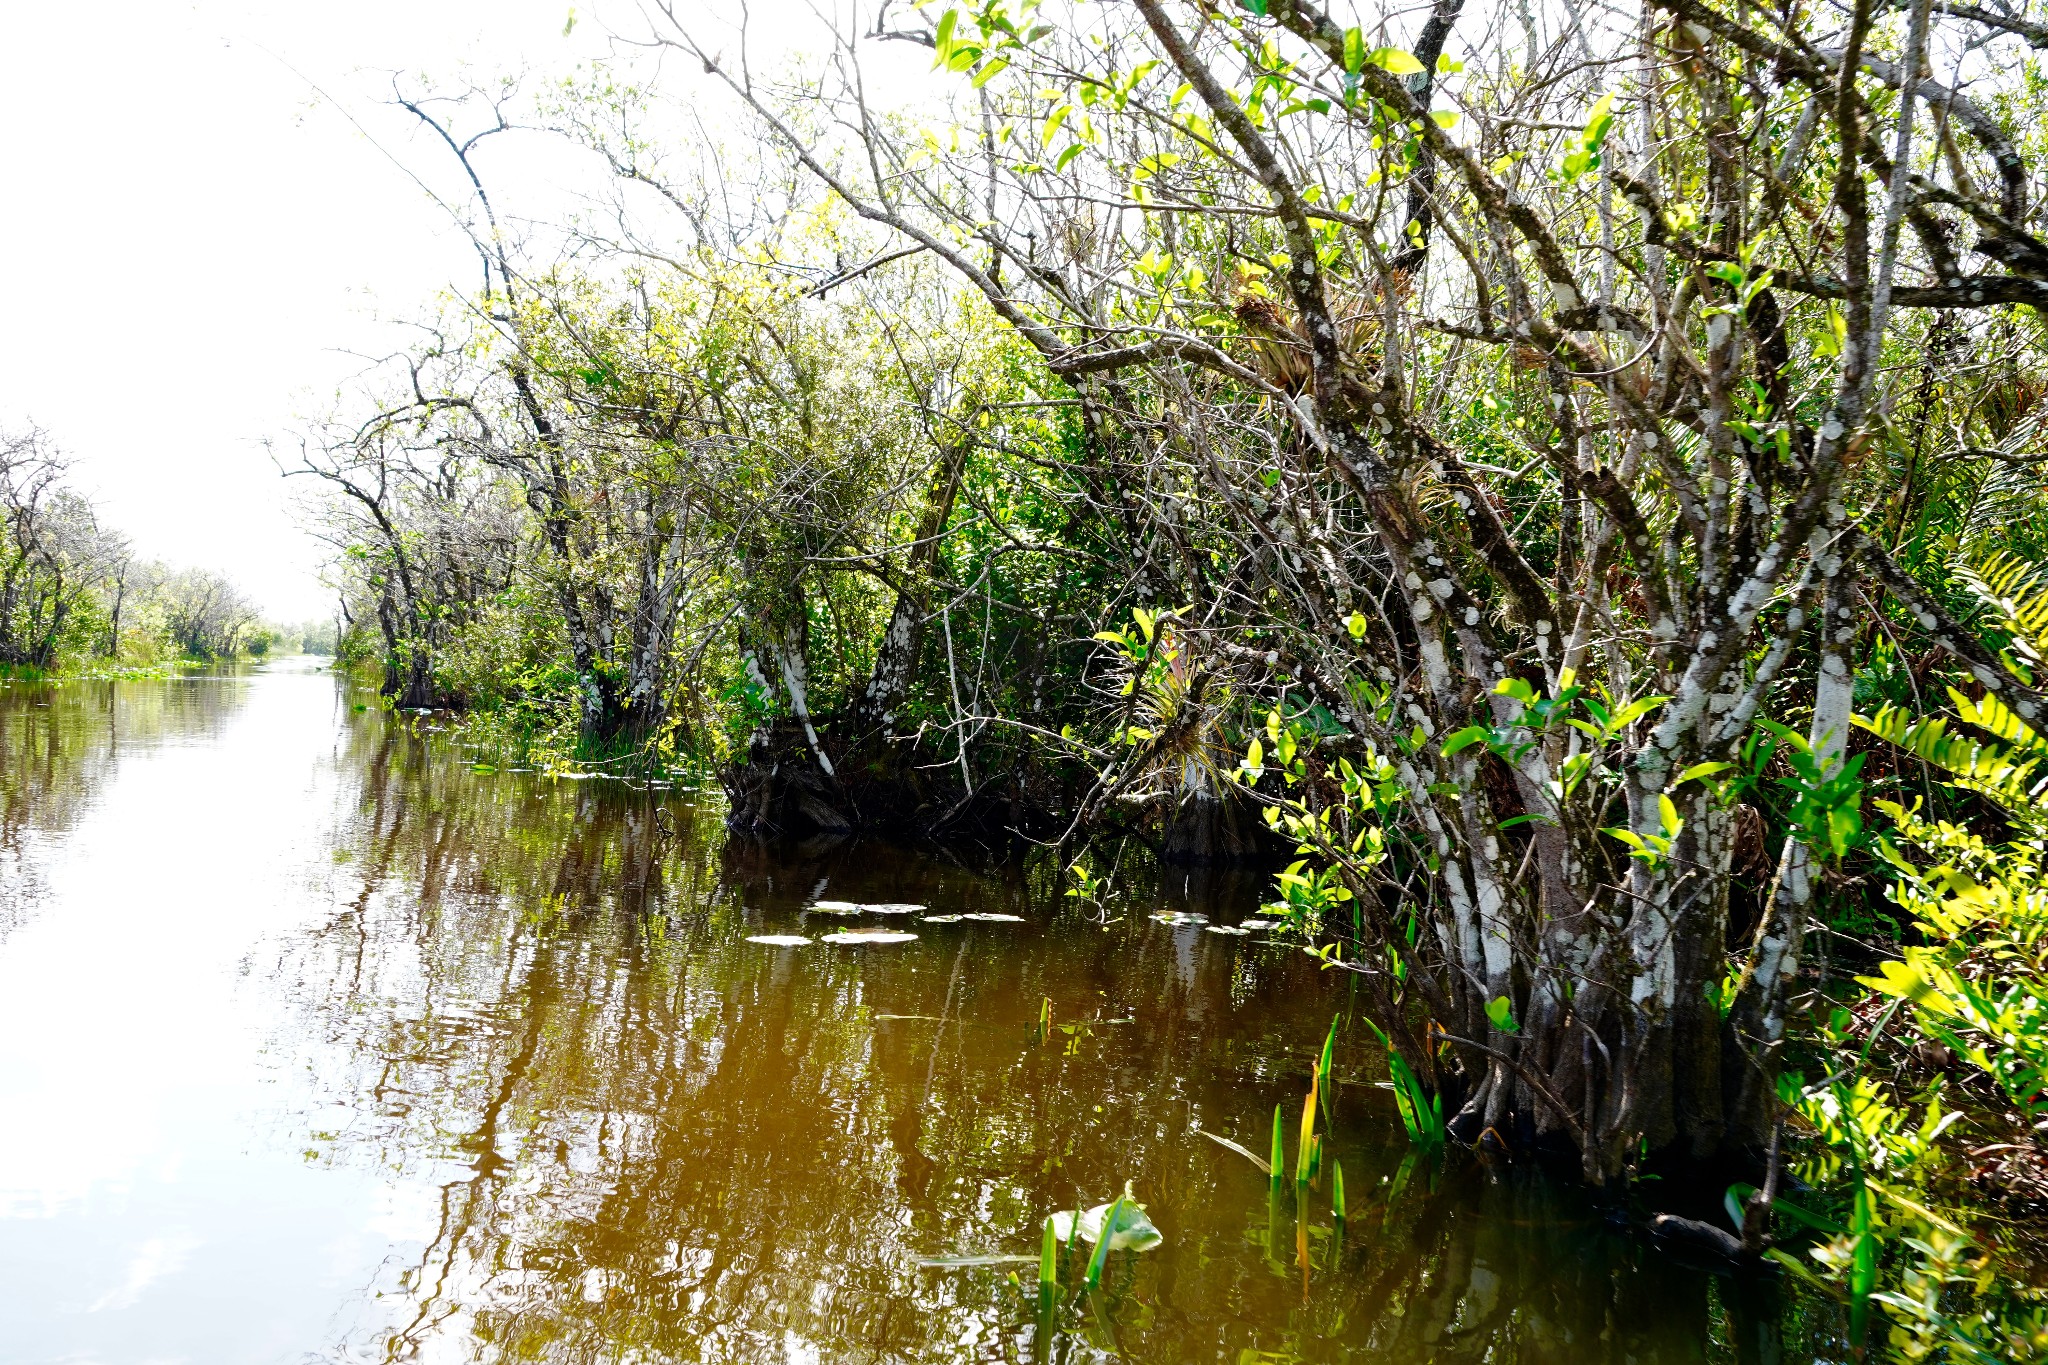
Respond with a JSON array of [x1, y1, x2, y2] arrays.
[[1342, 26, 1366, 75], [1606, 694, 1671, 730], [1856, 958, 1963, 1017], [1559, 91, 1617, 183], [1440, 724, 1489, 757], [1485, 994, 1520, 1034], [1848, 1181, 1878, 1348], [1368, 46, 1424, 76], [1041, 103, 1072, 147], [1657, 793, 1683, 839]]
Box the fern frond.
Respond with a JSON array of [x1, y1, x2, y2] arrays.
[[1948, 685, 2048, 760], [1956, 548, 2048, 670], [1854, 703, 2047, 809]]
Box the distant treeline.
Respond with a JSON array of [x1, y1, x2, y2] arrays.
[[1, 426, 331, 671]]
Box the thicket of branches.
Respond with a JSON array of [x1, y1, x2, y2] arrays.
[[304, 0, 2048, 1196]]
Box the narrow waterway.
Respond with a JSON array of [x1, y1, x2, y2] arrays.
[[0, 666, 1820, 1362]]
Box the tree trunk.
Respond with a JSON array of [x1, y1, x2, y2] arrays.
[[845, 427, 974, 741]]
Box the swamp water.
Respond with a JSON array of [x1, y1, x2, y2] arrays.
[[0, 666, 1829, 1363]]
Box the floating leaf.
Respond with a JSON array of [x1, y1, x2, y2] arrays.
[[1150, 911, 1209, 926], [1049, 1190, 1164, 1255], [745, 935, 812, 946], [961, 912, 1025, 922], [819, 930, 919, 945], [1205, 924, 1251, 936], [921, 914, 965, 923]]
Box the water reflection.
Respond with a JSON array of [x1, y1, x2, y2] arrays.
[[0, 676, 236, 941], [289, 703, 1817, 1364], [0, 674, 1830, 1362]]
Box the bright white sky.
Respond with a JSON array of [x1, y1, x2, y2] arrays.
[[0, 0, 844, 622]]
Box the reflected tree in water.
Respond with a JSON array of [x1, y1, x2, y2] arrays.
[[270, 707, 1819, 1362]]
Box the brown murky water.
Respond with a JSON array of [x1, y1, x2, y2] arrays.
[[0, 667, 1827, 1363]]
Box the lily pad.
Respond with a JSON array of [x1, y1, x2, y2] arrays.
[[1204, 924, 1251, 936], [745, 935, 813, 947], [1149, 911, 1209, 927], [920, 914, 965, 923], [961, 912, 1024, 923], [1239, 918, 1274, 929], [1047, 1195, 1164, 1253], [819, 930, 919, 945], [811, 900, 926, 915]]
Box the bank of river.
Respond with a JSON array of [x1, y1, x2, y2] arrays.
[[0, 666, 1830, 1362]]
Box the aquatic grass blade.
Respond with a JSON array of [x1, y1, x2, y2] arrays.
[[1725, 1181, 1843, 1236], [1083, 1195, 1124, 1290], [1296, 1083, 1317, 1186], [1386, 1150, 1418, 1227], [1384, 1047, 1446, 1149], [1317, 1013, 1339, 1129], [1038, 1213, 1058, 1311], [1332, 1159, 1346, 1222], [1034, 1222, 1058, 1365], [1269, 1103, 1286, 1191], [1295, 1180, 1310, 1276]]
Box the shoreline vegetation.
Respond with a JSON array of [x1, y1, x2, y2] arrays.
[[16, 0, 2048, 1352]]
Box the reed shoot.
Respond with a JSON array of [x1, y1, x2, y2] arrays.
[[1083, 1195, 1124, 1291], [1038, 1214, 1058, 1310]]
